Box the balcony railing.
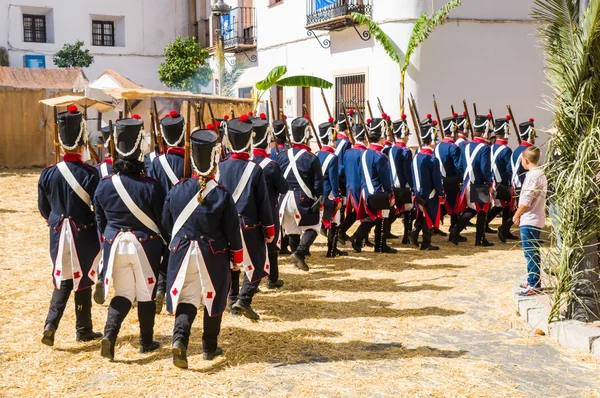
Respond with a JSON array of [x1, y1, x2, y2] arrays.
[[214, 7, 257, 52], [306, 0, 372, 30]]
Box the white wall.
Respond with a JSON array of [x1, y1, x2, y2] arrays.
[[0, 0, 189, 89], [223, 0, 550, 148]]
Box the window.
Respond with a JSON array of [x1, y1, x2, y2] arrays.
[[276, 86, 284, 116], [238, 87, 252, 99], [23, 14, 46, 43], [92, 21, 115, 46], [335, 73, 365, 121]]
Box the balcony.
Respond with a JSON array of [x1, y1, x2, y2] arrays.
[[214, 7, 256, 53], [306, 0, 372, 31]]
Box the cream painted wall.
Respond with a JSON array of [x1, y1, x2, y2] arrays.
[[0, 0, 189, 89]]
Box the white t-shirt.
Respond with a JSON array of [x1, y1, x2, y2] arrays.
[[518, 167, 547, 229]]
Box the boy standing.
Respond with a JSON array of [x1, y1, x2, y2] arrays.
[[513, 146, 547, 296]]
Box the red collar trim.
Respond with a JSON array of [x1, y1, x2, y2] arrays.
[[252, 148, 269, 158], [277, 144, 286, 148], [369, 143, 384, 152], [353, 143, 367, 150], [293, 143, 312, 152], [337, 132, 347, 139], [63, 153, 83, 163], [192, 174, 215, 180], [495, 139, 508, 145], [231, 152, 250, 161], [104, 157, 113, 165], [395, 142, 406, 148], [442, 137, 455, 143], [521, 141, 533, 147], [320, 145, 335, 154], [384, 140, 393, 147], [420, 148, 434, 155], [167, 147, 185, 156], [457, 133, 468, 140], [473, 137, 487, 144]]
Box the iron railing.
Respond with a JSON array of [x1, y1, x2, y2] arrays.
[[216, 7, 257, 49], [306, 0, 372, 27]]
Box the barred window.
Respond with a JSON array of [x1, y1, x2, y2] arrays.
[[23, 14, 46, 43], [335, 73, 365, 120], [92, 21, 115, 47]]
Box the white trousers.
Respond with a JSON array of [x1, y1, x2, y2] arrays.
[[177, 246, 203, 309], [281, 197, 320, 235], [111, 238, 153, 303], [59, 227, 74, 280]]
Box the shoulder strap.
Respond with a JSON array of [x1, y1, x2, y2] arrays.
[[321, 153, 334, 175], [171, 180, 218, 241], [434, 145, 447, 178], [361, 151, 375, 194], [231, 162, 257, 203], [285, 149, 316, 199], [512, 152, 524, 187], [463, 143, 485, 181], [412, 154, 421, 193], [491, 145, 508, 183], [112, 174, 161, 236], [56, 162, 92, 207], [389, 147, 402, 188], [100, 162, 109, 178], [334, 139, 348, 157], [258, 158, 272, 169], [149, 152, 157, 162], [158, 154, 180, 186]]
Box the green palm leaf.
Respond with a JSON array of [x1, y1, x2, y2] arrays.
[[275, 75, 333, 89], [351, 13, 401, 64], [255, 65, 288, 90]]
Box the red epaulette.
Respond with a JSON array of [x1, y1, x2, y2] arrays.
[[42, 163, 57, 171], [173, 177, 191, 187], [100, 174, 113, 181]]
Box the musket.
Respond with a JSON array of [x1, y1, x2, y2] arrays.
[[279, 107, 293, 148], [82, 106, 100, 164], [410, 93, 422, 124], [377, 96, 395, 144], [451, 104, 455, 114], [152, 101, 164, 153], [269, 96, 279, 154], [53, 106, 60, 163], [506, 105, 521, 145], [303, 104, 322, 150], [462, 99, 474, 139], [340, 102, 356, 146], [473, 103, 478, 118], [321, 88, 333, 119], [183, 101, 191, 178], [366, 100, 374, 120], [408, 99, 422, 150], [206, 102, 217, 126], [488, 108, 494, 121], [230, 103, 235, 119], [195, 102, 202, 128], [108, 120, 116, 161], [350, 100, 368, 145], [433, 95, 443, 142]]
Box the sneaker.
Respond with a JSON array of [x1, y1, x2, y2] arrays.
[[519, 281, 529, 289], [518, 287, 541, 296]]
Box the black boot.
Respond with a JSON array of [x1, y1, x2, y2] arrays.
[[93, 279, 105, 305], [172, 303, 197, 369], [420, 225, 439, 250], [326, 226, 336, 258], [202, 309, 223, 360], [279, 235, 292, 255], [101, 296, 132, 360], [401, 211, 413, 244], [385, 210, 400, 239], [450, 209, 476, 245], [291, 230, 317, 271], [138, 301, 160, 353], [75, 288, 102, 342], [498, 206, 512, 243], [331, 224, 348, 257], [375, 219, 398, 254], [475, 211, 494, 247], [266, 252, 284, 289], [42, 279, 73, 346], [288, 234, 300, 253]]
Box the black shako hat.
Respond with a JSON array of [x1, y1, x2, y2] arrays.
[[368, 118, 385, 141], [420, 121, 437, 142], [318, 121, 335, 145], [191, 129, 219, 175], [291, 117, 310, 143], [272, 119, 287, 137], [494, 116, 511, 136], [252, 117, 270, 148], [392, 115, 410, 138], [442, 115, 458, 136], [227, 115, 254, 151], [457, 113, 469, 132], [161, 110, 185, 147], [58, 105, 84, 149], [115, 118, 144, 160], [473, 114, 492, 134], [519, 118, 535, 140], [354, 123, 366, 140]]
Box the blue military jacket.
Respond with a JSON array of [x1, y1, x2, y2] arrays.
[[435, 138, 462, 178], [490, 139, 513, 186], [342, 143, 367, 209], [511, 142, 533, 189], [388, 142, 414, 189], [411, 147, 445, 227], [148, 147, 191, 193], [460, 138, 493, 185]]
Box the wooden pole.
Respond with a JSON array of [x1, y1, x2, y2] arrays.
[[279, 107, 293, 148], [269, 96, 279, 154], [152, 101, 164, 153], [366, 100, 374, 120], [321, 88, 333, 119], [183, 101, 191, 178], [410, 94, 422, 125], [462, 100, 474, 140], [108, 120, 116, 160], [340, 102, 356, 146], [409, 100, 422, 150], [53, 107, 60, 163], [473, 103, 478, 118], [303, 104, 322, 150], [506, 105, 521, 145], [377, 97, 395, 143], [433, 95, 442, 142]]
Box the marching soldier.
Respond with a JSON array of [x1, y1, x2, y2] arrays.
[[39, 104, 103, 346], [409, 120, 445, 251], [511, 118, 536, 193], [450, 114, 494, 247], [352, 118, 396, 254], [97, 124, 114, 178], [436, 114, 466, 242], [252, 113, 289, 289], [277, 116, 324, 271], [148, 110, 191, 314], [94, 116, 166, 360], [163, 128, 244, 368], [338, 123, 368, 245], [389, 115, 416, 244], [456, 112, 470, 152], [486, 115, 518, 242], [381, 114, 400, 241], [270, 118, 289, 160], [219, 115, 275, 320], [334, 114, 352, 241], [317, 118, 347, 257]]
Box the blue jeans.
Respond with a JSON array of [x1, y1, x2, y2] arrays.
[[520, 226, 542, 288]]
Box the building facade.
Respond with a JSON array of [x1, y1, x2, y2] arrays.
[[200, 0, 549, 147], [0, 0, 190, 89]]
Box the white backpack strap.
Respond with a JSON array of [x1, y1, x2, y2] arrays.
[[258, 158, 272, 169], [158, 154, 180, 186], [149, 152, 157, 162], [334, 139, 348, 157], [463, 143, 485, 182], [491, 145, 507, 183], [284, 149, 304, 178], [361, 151, 375, 194], [171, 180, 217, 241], [56, 162, 92, 207], [512, 153, 524, 188], [112, 174, 161, 236], [434, 145, 447, 178], [231, 162, 257, 203], [389, 148, 400, 188], [100, 162, 109, 178], [412, 154, 421, 193], [321, 153, 334, 175], [285, 149, 316, 200]]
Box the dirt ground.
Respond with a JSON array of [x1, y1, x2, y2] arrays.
[[1, 168, 600, 398]]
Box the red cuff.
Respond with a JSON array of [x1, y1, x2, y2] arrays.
[[232, 249, 244, 265], [265, 225, 275, 239], [333, 197, 342, 204], [100, 234, 105, 243]]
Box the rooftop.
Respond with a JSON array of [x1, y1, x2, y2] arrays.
[[0, 67, 88, 90]]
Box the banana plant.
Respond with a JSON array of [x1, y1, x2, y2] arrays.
[[352, 0, 461, 115]]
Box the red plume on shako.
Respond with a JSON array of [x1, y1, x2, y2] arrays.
[[432, 120, 438, 126], [67, 104, 78, 114], [529, 118, 535, 122], [366, 118, 372, 124], [304, 114, 310, 120], [223, 114, 229, 120], [215, 121, 221, 128], [348, 109, 355, 116], [426, 113, 432, 119], [328, 117, 334, 123], [401, 114, 407, 120], [239, 114, 250, 123], [132, 114, 141, 119], [453, 113, 459, 118], [506, 115, 511, 120], [382, 112, 388, 119], [259, 113, 266, 120], [248, 111, 254, 116], [206, 123, 216, 131]]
